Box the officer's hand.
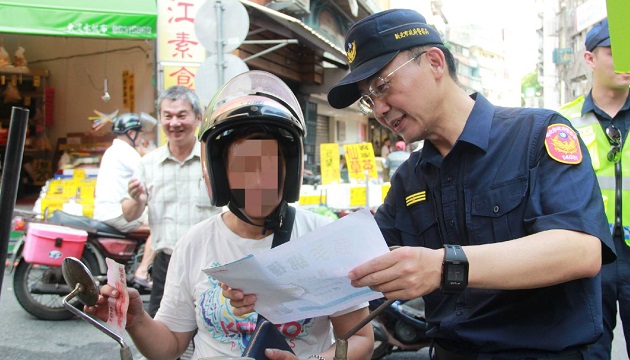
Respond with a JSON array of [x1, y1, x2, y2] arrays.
[[348, 246, 443, 299], [221, 282, 257, 316]]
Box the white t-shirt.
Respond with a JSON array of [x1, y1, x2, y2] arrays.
[[155, 208, 363, 360], [93, 139, 140, 221]]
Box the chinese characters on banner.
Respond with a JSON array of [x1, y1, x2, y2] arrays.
[[320, 143, 341, 185], [157, 0, 206, 89], [163, 65, 199, 89], [343, 143, 378, 182]]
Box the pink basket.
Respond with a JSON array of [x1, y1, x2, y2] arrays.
[[23, 223, 88, 266]]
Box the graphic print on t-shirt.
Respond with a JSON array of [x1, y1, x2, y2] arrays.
[[199, 268, 314, 352]]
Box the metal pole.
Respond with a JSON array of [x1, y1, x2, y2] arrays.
[[216, 0, 225, 88], [365, 171, 370, 208], [0, 107, 29, 297]]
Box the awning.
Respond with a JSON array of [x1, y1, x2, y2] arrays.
[[0, 0, 157, 39], [239, 0, 346, 63]]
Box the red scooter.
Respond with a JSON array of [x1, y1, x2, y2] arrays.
[[8, 209, 150, 320]]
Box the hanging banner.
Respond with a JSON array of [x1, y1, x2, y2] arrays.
[[343, 143, 378, 182], [157, 0, 206, 63]]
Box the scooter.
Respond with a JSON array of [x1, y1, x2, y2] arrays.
[[370, 297, 430, 359], [9, 209, 150, 321]]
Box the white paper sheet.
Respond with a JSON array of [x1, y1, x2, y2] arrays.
[[203, 208, 389, 324]]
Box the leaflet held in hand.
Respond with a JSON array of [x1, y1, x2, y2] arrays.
[[106, 257, 129, 335], [203, 208, 389, 323]]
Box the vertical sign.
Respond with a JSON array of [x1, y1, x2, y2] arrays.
[[158, 0, 206, 63], [122, 71, 135, 112], [343, 143, 378, 181], [320, 143, 340, 185], [157, 0, 207, 145]]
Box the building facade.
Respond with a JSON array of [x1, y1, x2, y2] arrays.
[[537, 0, 608, 108]]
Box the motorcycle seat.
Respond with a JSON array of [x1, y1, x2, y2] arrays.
[[47, 210, 126, 238]]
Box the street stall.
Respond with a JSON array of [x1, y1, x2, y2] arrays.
[[0, 0, 157, 208], [297, 142, 391, 217]]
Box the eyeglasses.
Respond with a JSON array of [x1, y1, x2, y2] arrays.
[[606, 124, 622, 163], [357, 51, 426, 115]]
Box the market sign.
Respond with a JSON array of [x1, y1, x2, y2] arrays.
[[343, 143, 378, 182], [0, 0, 157, 39], [157, 0, 205, 63], [320, 143, 341, 185]]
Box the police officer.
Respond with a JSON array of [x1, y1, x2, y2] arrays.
[[327, 9, 616, 359], [559, 18, 630, 359]]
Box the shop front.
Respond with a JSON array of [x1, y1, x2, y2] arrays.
[[0, 0, 157, 204]]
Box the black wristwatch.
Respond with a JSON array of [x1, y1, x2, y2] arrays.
[[441, 244, 469, 293]]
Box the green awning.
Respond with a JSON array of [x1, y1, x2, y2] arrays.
[[0, 0, 157, 39]]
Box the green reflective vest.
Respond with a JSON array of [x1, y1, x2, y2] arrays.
[[559, 96, 630, 246]]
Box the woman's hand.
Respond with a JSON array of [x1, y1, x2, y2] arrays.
[[84, 284, 146, 328], [220, 282, 257, 316]]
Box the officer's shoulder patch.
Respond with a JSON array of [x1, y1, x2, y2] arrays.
[[544, 124, 582, 164], [406, 191, 426, 207]]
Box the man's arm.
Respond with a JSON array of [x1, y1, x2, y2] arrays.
[[467, 229, 600, 289], [348, 229, 601, 300], [122, 178, 147, 222]]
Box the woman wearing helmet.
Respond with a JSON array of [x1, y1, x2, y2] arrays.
[[86, 71, 373, 360]]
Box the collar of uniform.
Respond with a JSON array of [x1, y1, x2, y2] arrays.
[[157, 140, 201, 164], [419, 92, 492, 166], [458, 92, 493, 152], [582, 90, 596, 117], [582, 89, 630, 118]]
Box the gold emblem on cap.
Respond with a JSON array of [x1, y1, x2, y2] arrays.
[[347, 41, 356, 64]]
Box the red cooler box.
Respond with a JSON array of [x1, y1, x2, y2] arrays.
[[23, 223, 88, 266]]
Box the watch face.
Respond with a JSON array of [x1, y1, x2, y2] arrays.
[[447, 264, 466, 283]]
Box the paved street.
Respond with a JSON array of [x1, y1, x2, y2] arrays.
[[0, 272, 143, 360], [0, 270, 627, 359]]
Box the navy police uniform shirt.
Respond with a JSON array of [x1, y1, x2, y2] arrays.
[[375, 93, 615, 355]]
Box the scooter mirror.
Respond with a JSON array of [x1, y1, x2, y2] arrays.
[[62, 256, 133, 360], [62, 256, 99, 306]]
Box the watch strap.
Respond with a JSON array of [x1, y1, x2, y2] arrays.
[[441, 244, 469, 293]]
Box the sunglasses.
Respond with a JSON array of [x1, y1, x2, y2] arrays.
[[606, 124, 622, 163]]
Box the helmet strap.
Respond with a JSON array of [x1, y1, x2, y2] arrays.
[[125, 130, 140, 148], [227, 199, 288, 235]]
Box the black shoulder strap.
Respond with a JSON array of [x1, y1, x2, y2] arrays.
[[257, 205, 296, 325], [271, 205, 296, 249]]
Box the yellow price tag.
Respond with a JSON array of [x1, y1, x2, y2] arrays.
[[349, 186, 367, 207]]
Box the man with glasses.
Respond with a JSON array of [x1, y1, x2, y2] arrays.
[[329, 9, 615, 359], [559, 18, 630, 359]]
